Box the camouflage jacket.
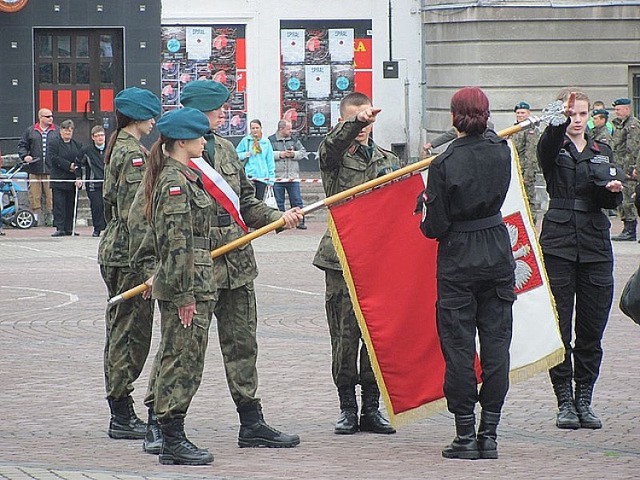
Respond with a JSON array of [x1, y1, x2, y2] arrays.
[[150, 157, 217, 307], [589, 125, 613, 146], [511, 126, 541, 190], [128, 184, 156, 280], [313, 118, 399, 271], [204, 132, 282, 290], [612, 115, 640, 174], [98, 130, 148, 267]]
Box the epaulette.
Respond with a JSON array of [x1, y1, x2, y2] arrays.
[[347, 143, 358, 155], [180, 167, 198, 183]]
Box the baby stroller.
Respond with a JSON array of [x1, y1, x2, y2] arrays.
[[0, 162, 35, 229]]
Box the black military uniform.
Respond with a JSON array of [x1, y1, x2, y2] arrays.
[[421, 130, 516, 460], [537, 117, 622, 430]]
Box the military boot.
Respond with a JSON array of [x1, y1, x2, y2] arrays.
[[359, 385, 396, 434], [237, 404, 300, 448], [552, 381, 580, 429], [612, 220, 637, 241], [575, 383, 602, 429], [334, 385, 358, 434], [158, 418, 213, 465], [143, 408, 163, 454], [442, 413, 480, 460], [107, 396, 146, 439], [477, 410, 501, 459]]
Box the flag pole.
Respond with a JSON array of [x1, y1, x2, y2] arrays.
[[107, 101, 565, 306]]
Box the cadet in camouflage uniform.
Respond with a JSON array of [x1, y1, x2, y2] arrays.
[[511, 102, 542, 222], [141, 107, 216, 465], [180, 80, 302, 448], [313, 92, 397, 435], [611, 98, 640, 241], [587, 108, 613, 145], [98, 87, 161, 440]]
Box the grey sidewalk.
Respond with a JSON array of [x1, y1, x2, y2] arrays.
[[0, 218, 639, 480]]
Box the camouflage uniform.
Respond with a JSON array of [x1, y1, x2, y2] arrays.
[[589, 125, 612, 145], [612, 115, 640, 222], [98, 130, 154, 401], [147, 157, 217, 422], [313, 118, 399, 391], [511, 127, 541, 218], [203, 132, 282, 409]]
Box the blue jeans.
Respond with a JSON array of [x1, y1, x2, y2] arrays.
[[274, 181, 303, 211]]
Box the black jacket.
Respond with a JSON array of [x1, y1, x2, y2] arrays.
[[17, 124, 59, 175], [421, 130, 515, 281], [48, 137, 83, 191], [537, 119, 622, 263], [81, 143, 106, 190]]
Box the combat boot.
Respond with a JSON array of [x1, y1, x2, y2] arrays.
[[612, 220, 637, 241], [359, 385, 396, 434], [552, 381, 580, 429], [334, 385, 358, 434], [575, 383, 602, 429], [107, 396, 146, 439], [158, 418, 213, 465], [477, 410, 501, 459], [237, 404, 300, 448], [143, 408, 163, 454], [442, 413, 480, 460]]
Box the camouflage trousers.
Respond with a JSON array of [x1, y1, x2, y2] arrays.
[[154, 299, 214, 422], [214, 283, 260, 409], [101, 265, 154, 400], [324, 269, 376, 390], [619, 179, 638, 221]]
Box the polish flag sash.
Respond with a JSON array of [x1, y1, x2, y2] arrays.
[[188, 157, 249, 233]]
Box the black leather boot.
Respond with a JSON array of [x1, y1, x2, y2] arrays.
[[575, 383, 602, 429], [238, 404, 300, 448], [552, 381, 580, 429], [107, 396, 146, 439], [334, 385, 358, 434], [143, 408, 163, 454], [477, 410, 500, 459], [612, 220, 637, 241], [158, 418, 213, 465], [359, 385, 396, 434], [442, 413, 480, 460]]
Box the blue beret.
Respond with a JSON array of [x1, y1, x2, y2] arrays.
[[156, 107, 210, 140], [612, 98, 631, 106], [514, 101, 530, 111], [114, 87, 161, 120], [592, 108, 609, 118], [181, 80, 230, 112]]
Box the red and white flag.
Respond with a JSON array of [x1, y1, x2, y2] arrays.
[[188, 157, 248, 233], [328, 142, 564, 426]]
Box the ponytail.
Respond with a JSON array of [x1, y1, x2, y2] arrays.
[[104, 110, 136, 164], [143, 136, 177, 222]]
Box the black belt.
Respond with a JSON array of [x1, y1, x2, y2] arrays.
[[549, 198, 599, 212], [193, 236, 213, 250], [211, 213, 231, 227], [450, 213, 503, 232]]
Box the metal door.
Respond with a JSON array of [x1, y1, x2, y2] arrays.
[[34, 29, 123, 144]]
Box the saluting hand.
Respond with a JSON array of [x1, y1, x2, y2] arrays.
[[356, 107, 381, 124], [563, 92, 577, 118]]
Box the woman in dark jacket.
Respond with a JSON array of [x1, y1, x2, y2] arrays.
[[47, 119, 82, 236], [537, 90, 623, 431], [420, 87, 516, 460]]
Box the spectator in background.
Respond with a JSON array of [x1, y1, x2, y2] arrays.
[[81, 125, 107, 237], [17, 108, 58, 226], [236, 119, 275, 200], [268, 119, 309, 229], [47, 119, 83, 237]]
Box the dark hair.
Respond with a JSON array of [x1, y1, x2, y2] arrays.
[[339, 92, 371, 117], [249, 119, 262, 127], [60, 119, 75, 130], [450, 87, 490, 136], [142, 136, 177, 222], [104, 110, 136, 165], [277, 119, 289, 131]]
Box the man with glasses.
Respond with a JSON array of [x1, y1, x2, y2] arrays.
[[80, 126, 107, 237], [17, 108, 58, 226]]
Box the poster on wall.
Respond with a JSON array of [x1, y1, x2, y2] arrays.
[[161, 24, 247, 137], [279, 20, 372, 137]]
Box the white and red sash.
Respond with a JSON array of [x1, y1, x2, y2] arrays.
[[187, 157, 249, 233]]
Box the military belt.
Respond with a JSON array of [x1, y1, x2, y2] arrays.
[[549, 198, 599, 212], [450, 213, 503, 232], [211, 213, 231, 227], [193, 236, 213, 250]]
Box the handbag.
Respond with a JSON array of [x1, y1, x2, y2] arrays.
[[620, 265, 640, 326], [264, 185, 278, 209]]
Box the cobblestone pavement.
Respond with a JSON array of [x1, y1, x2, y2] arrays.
[[0, 217, 639, 480]]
